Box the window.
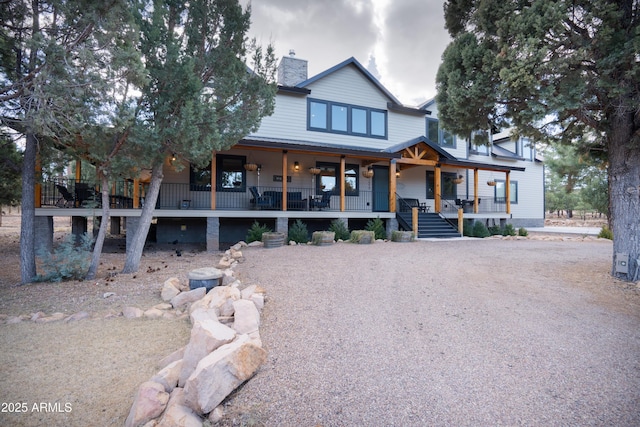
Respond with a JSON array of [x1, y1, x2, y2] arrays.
[[494, 180, 518, 204], [426, 171, 458, 200], [307, 98, 387, 139], [315, 162, 359, 195], [191, 155, 247, 192], [426, 118, 456, 148], [469, 131, 490, 155]]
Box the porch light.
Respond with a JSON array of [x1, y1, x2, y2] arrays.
[[308, 167, 321, 175], [244, 163, 258, 172], [362, 167, 374, 178], [453, 174, 464, 184], [294, 161, 300, 172]]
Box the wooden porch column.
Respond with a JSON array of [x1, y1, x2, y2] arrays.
[[75, 158, 82, 183], [339, 156, 346, 212], [473, 168, 479, 213], [210, 151, 216, 209], [505, 171, 511, 215], [282, 150, 288, 211], [389, 160, 397, 213], [434, 165, 442, 213], [133, 179, 140, 208]]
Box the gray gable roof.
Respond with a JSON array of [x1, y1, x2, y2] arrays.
[[384, 136, 456, 160], [295, 57, 402, 105]]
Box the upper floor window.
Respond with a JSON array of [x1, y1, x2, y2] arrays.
[[426, 118, 456, 148], [468, 130, 490, 155], [308, 98, 387, 139]]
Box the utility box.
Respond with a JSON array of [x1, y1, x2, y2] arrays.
[[615, 253, 629, 274]]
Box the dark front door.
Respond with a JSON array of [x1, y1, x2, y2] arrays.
[[372, 165, 389, 212]]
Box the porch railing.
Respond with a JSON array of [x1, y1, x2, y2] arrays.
[[439, 197, 508, 214]]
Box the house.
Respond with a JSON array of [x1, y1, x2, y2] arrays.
[[35, 54, 544, 250]]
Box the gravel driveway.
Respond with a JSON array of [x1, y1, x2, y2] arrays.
[[227, 238, 640, 426]]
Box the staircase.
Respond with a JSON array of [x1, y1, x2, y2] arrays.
[[396, 211, 461, 238]]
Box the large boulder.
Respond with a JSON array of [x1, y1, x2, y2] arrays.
[[183, 335, 267, 415], [178, 319, 236, 387], [151, 359, 183, 393], [157, 388, 203, 427], [125, 381, 169, 427]]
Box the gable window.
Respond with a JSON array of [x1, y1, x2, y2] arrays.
[[307, 98, 387, 139], [494, 180, 518, 204], [426, 118, 456, 148], [315, 162, 359, 195]]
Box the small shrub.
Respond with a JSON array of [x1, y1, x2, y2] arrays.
[[288, 219, 309, 244], [36, 233, 94, 282], [472, 221, 490, 238], [329, 219, 350, 241], [488, 225, 502, 236], [246, 221, 271, 243], [365, 216, 386, 240], [598, 226, 613, 240], [462, 219, 474, 237], [518, 227, 528, 237], [502, 223, 516, 236]]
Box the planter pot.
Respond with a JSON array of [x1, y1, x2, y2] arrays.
[[391, 230, 413, 242], [188, 267, 223, 291], [312, 231, 335, 246], [350, 230, 375, 244], [262, 232, 285, 248]]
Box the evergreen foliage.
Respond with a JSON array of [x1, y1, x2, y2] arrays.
[[0, 135, 22, 208], [598, 226, 613, 240], [288, 219, 309, 244], [329, 219, 350, 241], [365, 217, 386, 240], [471, 221, 490, 238], [36, 233, 94, 282], [518, 227, 529, 237], [246, 221, 271, 243], [502, 224, 516, 236]]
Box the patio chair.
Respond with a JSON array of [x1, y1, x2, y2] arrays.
[[75, 183, 100, 207], [310, 190, 332, 210], [55, 185, 75, 207], [249, 186, 274, 210]]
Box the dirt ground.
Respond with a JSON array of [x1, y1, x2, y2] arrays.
[[0, 212, 634, 426]]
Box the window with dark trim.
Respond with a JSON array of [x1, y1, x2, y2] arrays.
[[468, 131, 490, 155], [426, 171, 458, 199], [307, 98, 387, 139], [426, 118, 456, 148], [189, 154, 247, 192], [315, 162, 359, 196], [494, 180, 518, 204]]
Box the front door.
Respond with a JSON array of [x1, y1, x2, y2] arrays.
[[372, 165, 389, 212]]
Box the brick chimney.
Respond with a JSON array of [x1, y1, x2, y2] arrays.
[[277, 49, 308, 86]]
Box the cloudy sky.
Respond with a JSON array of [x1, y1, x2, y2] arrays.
[[241, 0, 451, 106]]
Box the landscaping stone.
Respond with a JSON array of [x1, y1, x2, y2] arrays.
[[158, 347, 186, 370], [125, 381, 169, 427], [183, 335, 267, 415], [171, 287, 206, 309], [161, 278, 181, 302], [144, 308, 164, 319], [232, 300, 260, 335], [158, 388, 203, 427], [64, 311, 90, 322], [178, 319, 237, 387], [151, 359, 183, 393], [123, 306, 144, 319]]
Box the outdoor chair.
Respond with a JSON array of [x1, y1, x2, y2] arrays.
[[249, 186, 274, 210], [75, 183, 100, 207], [55, 185, 75, 207], [310, 190, 332, 210]]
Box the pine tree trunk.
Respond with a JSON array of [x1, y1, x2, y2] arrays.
[[608, 108, 640, 281], [86, 175, 111, 280], [20, 133, 37, 284], [122, 162, 164, 274]]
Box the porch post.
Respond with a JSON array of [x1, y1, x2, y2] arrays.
[[339, 156, 346, 212], [210, 151, 216, 210], [434, 165, 442, 213], [505, 171, 511, 215], [389, 160, 397, 213], [473, 168, 479, 213], [75, 158, 82, 183], [133, 178, 140, 209], [282, 150, 288, 211]]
